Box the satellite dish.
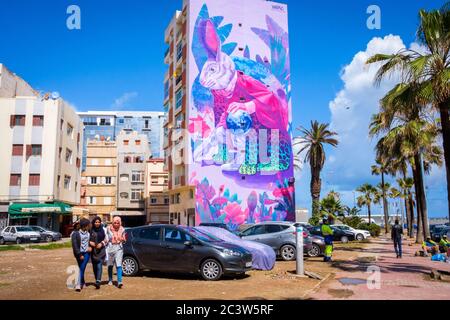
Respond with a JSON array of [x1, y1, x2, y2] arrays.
[[51, 92, 60, 100]]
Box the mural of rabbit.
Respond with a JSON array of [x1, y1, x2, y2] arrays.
[[194, 17, 292, 176]]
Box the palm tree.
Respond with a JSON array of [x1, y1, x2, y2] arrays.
[[372, 161, 391, 233], [366, 3, 450, 222], [356, 184, 378, 224], [294, 121, 339, 218], [320, 193, 345, 220], [389, 186, 403, 223]]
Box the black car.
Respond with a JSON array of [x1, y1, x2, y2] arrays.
[[122, 225, 253, 281], [307, 225, 355, 243]]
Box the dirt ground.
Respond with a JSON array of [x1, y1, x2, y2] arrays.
[[0, 243, 361, 300]]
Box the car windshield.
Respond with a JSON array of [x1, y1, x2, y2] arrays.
[[16, 227, 34, 232], [32, 226, 45, 231], [185, 227, 222, 242]]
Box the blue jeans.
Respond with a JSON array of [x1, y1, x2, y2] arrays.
[[394, 237, 402, 257], [92, 261, 103, 284], [76, 252, 90, 286], [108, 265, 123, 284]]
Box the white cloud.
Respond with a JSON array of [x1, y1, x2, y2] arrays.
[[111, 92, 138, 110], [322, 34, 447, 217]]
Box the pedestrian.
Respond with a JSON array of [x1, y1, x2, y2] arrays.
[[321, 218, 334, 262], [391, 219, 403, 258], [106, 216, 126, 288], [71, 218, 91, 292], [90, 216, 108, 289]]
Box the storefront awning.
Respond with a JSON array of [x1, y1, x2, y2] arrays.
[[8, 202, 73, 216]]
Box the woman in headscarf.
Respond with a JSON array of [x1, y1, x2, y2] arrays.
[[106, 216, 126, 288], [89, 216, 108, 289], [71, 218, 91, 292]]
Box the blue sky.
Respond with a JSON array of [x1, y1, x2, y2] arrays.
[[0, 0, 447, 218]]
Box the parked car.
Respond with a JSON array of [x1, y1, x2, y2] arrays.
[[196, 226, 276, 270], [199, 223, 231, 231], [307, 225, 356, 243], [432, 226, 450, 242], [332, 224, 371, 241], [0, 226, 42, 245], [239, 221, 313, 261], [122, 224, 253, 281], [28, 226, 62, 242]]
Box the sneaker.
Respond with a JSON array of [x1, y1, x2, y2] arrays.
[[95, 282, 100, 290], [118, 283, 123, 289], [75, 285, 81, 292], [108, 281, 113, 286]]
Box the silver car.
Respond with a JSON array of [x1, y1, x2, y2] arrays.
[[0, 226, 42, 245], [239, 221, 313, 261], [29, 226, 62, 242]]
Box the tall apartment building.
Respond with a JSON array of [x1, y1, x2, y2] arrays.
[[0, 66, 83, 233], [78, 111, 166, 170], [163, 0, 295, 230], [114, 130, 151, 227], [79, 138, 117, 222], [145, 159, 169, 224]]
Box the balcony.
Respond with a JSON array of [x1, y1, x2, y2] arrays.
[[174, 175, 185, 186]]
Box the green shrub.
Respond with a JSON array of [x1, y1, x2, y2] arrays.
[[357, 223, 381, 237]]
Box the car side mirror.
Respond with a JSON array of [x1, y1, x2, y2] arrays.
[[184, 241, 193, 247]]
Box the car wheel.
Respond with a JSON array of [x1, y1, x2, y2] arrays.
[[46, 235, 53, 242], [280, 244, 296, 261], [340, 236, 349, 243], [0, 237, 4, 245], [200, 259, 223, 281], [122, 256, 139, 277], [307, 244, 321, 257], [356, 234, 364, 241], [16, 238, 22, 245]]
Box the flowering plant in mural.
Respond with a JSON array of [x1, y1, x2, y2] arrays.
[[191, 173, 295, 231]]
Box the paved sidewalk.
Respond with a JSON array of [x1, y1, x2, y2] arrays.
[[308, 236, 450, 300]]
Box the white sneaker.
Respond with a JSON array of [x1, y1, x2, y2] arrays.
[[108, 281, 113, 286]]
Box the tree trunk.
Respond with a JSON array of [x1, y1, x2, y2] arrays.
[[310, 164, 322, 218], [404, 197, 410, 237], [381, 172, 389, 233], [412, 158, 423, 244], [416, 153, 430, 240], [438, 100, 450, 223], [367, 203, 372, 225], [408, 193, 415, 238]]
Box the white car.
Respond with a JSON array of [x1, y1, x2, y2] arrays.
[[332, 225, 371, 241]]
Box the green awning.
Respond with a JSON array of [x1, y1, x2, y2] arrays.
[[8, 202, 73, 216]]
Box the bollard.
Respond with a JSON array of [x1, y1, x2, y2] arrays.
[[296, 225, 304, 276]]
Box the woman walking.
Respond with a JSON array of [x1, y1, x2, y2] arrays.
[[71, 218, 91, 292], [106, 216, 126, 288], [90, 216, 108, 289]]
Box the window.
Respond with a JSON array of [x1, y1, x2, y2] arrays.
[[265, 225, 282, 234], [10, 174, 21, 186], [105, 159, 112, 165], [151, 198, 157, 204], [12, 145, 23, 156], [120, 174, 129, 182], [88, 197, 96, 205], [60, 119, 64, 130], [124, 156, 131, 163], [104, 197, 112, 205], [32, 116, 44, 126], [124, 140, 129, 146], [99, 118, 111, 126], [164, 81, 169, 99], [164, 197, 169, 205], [31, 145, 42, 156], [118, 119, 124, 124], [131, 189, 142, 201], [105, 177, 112, 185], [57, 175, 61, 187], [135, 140, 141, 146], [11, 115, 25, 126], [176, 42, 183, 61], [144, 120, 150, 129], [151, 176, 159, 185], [175, 113, 184, 128], [139, 227, 160, 241], [64, 176, 71, 190], [175, 89, 184, 110], [190, 190, 194, 199], [67, 123, 74, 138], [90, 177, 97, 185], [175, 193, 181, 204], [164, 228, 187, 243], [29, 174, 40, 186], [120, 192, 129, 199], [131, 171, 144, 183], [91, 159, 98, 165], [65, 149, 73, 163]]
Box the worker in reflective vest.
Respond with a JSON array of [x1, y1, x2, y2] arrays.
[[321, 218, 334, 262]]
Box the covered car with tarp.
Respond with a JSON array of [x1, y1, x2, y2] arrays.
[[196, 226, 276, 271]]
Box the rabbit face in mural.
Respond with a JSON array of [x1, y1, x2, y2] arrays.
[[199, 20, 237, 92]]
